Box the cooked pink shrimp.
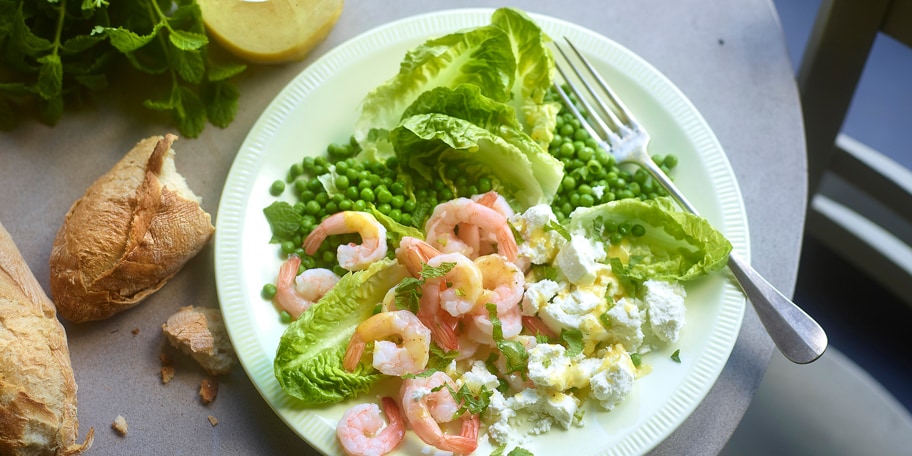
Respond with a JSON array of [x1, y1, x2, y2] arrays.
[[343, 310, 431, 376], [465, 254, 524, 345], [303, 211, 388, 271], [274, 256, 340, 320], [394, 237, 464, 351], [336, 397, 405, 456], [458, 191, 516, 256], [395, 236, 441, 277], [424, 197, 517, 262], [425, 253, 483, 318], [400, 371, 480, 454]]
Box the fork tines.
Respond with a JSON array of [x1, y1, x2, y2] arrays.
[[552, 37, 638, 145]]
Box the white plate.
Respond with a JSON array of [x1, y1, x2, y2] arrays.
[[215, 9, 749, 456]]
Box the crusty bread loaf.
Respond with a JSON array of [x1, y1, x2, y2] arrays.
[[0, 221, 94, 455], [49, 134, 215, 323], [162, 306, 235, 376]]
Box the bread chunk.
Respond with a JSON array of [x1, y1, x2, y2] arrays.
[[49, 134, 215, 323], [0, 222, 94, 455], [162, 306, 235, 375]]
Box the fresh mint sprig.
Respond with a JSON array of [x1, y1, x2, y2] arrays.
[[0, 0, 245, 137]]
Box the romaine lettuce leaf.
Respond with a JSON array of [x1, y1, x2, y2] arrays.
[[491, 7, 561, 147], [354, 24, 516, 159], [569, 198, 732, 282], [273, 259, 408, 404], [391, 112, 560, 208]]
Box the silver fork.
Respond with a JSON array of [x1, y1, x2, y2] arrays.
[[552, 38, 827, 364]]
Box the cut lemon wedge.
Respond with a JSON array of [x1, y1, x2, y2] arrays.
[[198, 0, 344, 64]]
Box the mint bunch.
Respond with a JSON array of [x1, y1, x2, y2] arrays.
[[0, 0, 245, 137]]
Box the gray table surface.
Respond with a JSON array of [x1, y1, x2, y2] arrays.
[[0, 0, 806, 454]]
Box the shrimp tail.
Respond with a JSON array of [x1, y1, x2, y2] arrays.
[[522, 315, 558, 339], [380, 397, 406, 446], [343, 331, 367, 372], [419, 314, 459, 352], [434, 414, 479, 454]]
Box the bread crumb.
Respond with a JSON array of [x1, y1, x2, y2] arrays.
[[162, 306, 235, 375], [131, 327, 141, 336], [161, 365, 175, 384], [112, 415, 128, 436], [207, 415, 218, 426], [160, 352, 171, 365], [199, 376, 218, 404]]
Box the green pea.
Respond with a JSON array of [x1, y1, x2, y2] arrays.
[[344, 186, 359, 200], [579, 194, 595, 207], [280, 240, 296, 254], [390, 194, 405, 208], [561, 176, 577, 192], [578, 184, 593, 195], [339, 199, 353, 211], [560, 123, 574, 137], [305, 200, 321, 215], [402, 199, 417, 213], [390, 182, 405, 195], [360, 187, 375, 203], [377, 188, 393, 204], [315, 192, 329, 204], [269, 180, 285, 196], [631, 224, 646, 237], [609, 232, 623, 244], [377, 203, 392, 214], [322, 251, 336, 264], [334, 175, 350, 189], [559, 141, 575, 157], [301, 256, 317, 269], [663, 154, 679, 169], [353, 200, 367, 212], [289, 162, 304, 179], [325, 201, 338, 213], [262, 283, 277, 300], [400, 213, 413, 226]]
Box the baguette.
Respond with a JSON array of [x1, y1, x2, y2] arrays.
[[0, 221, 94, 455], [49, 134, 215, 323]]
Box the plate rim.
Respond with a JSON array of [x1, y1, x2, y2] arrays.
[[214, 7, 749, 456]]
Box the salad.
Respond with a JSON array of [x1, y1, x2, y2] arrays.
[[260, 8, 732, 456]]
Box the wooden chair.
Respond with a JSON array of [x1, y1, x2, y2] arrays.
[[798, 0, 912, 305]]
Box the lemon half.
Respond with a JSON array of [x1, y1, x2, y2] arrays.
[[198, 0, 344, 64]]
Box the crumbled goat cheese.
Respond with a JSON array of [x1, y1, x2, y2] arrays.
[[589, 345, 637, 411], [554, 234, 608, 286], [643, 279, 687, 343], [521, 279, 561, 316], [510, 204, 567, 266], [603, 297, 646, 352]]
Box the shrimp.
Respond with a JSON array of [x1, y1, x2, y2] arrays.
[[459, 191, 517, 257], [395, 237, 469, 351], [465, 254, 524, 345], [274, 256, 340, 320], [424, 197, 518, 262], [336, 397, 405, 456], [303, 211, 388, 271], [400, 371, 480, 454], [425, 253, 484, 318], [395, 236, 441, 277], [343, 310, 431, 376]]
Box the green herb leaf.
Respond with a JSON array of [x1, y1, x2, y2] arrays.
[[630, 352, 642, 367], [201, 80, 239, 128], [36, 54, 63, 100], [394, 277, 423, 313], [560, 328, 584, 357], [101, 24, 163, 53], [420, 261, 456, 279], [263, 201, 302, 242], [174, 85, 206, 137], [447, 383, 493, 417], [207, 60, 247, 82], [671, 349, 681, 363], [171, 48, 205, 83], [544, 220, 571, 241], [168, 29, 207, 51]]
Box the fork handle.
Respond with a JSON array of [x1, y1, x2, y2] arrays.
[[727, 251, 827, 364], [638, 150, 827, 364]]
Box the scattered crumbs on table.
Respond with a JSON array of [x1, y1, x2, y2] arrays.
[[161, 365, 175, 384], [200, 376, 219, 405], [112, 415, 128, 436], [160, 352, 172, 366], [718, 38, 725, 46], [131, 327, 141, 336], [208, 415, 219, 426]]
